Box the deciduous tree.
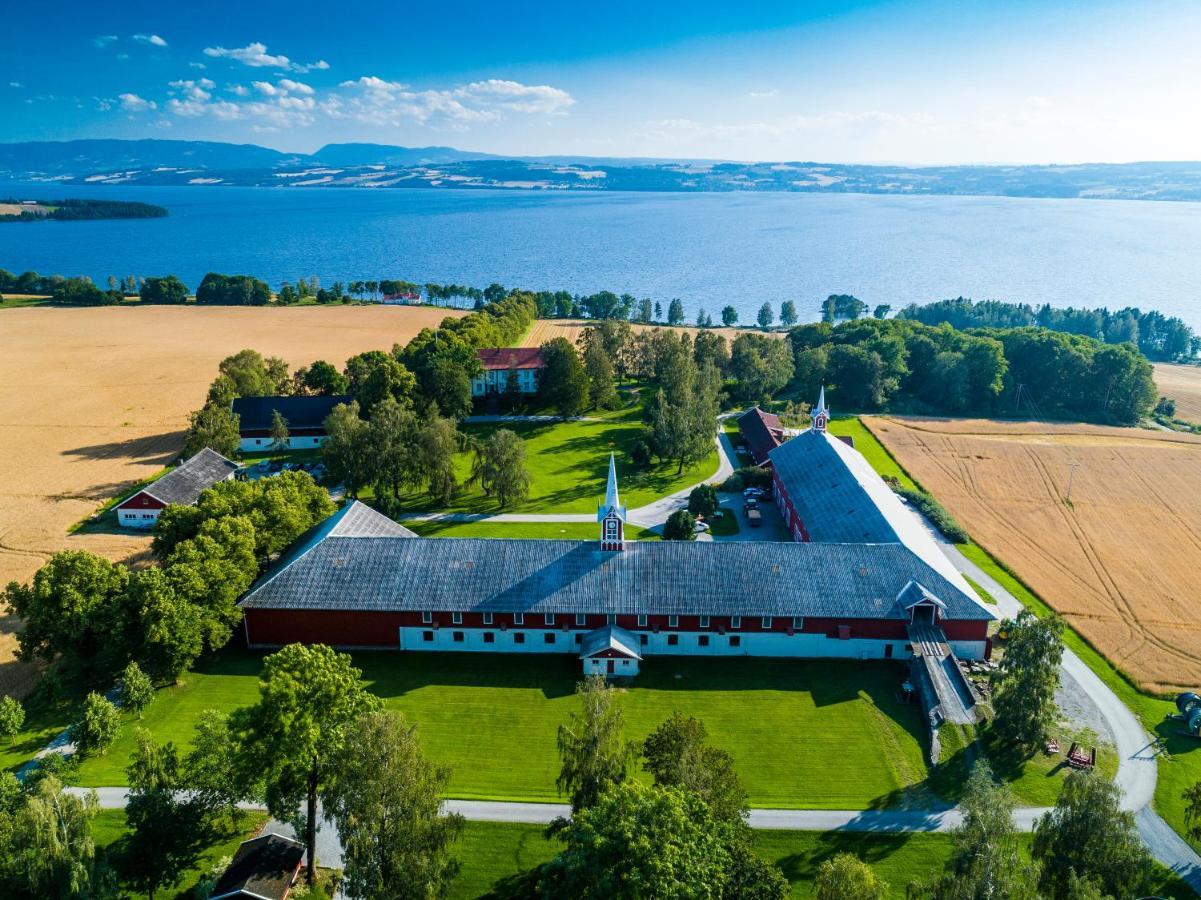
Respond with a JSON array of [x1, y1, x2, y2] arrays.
[[641, 712, 748, 823], [814, 853, 886, 900], [582, 340, 620, 410], [663, 509, 697, 541], [668, 298, 685, 325], [183, 402, 240, 459], [687, 484, 719, 520], [729, 333, 794, 401], [235, 644, 381, 886], [722, 305, 739, 326], [0, 775, 100, 896], [991, 610, 1063, 751], [556, 676, 634, 813], [1033, 769, 1151, 899], [472, 429, 530, 509], [269, 410, 290, 452], [0, 696, 24, 745], [780, 300, 798, 326], [757, 302, 774, 329], [417, 413, 461, 505], [119, 661, 155, 718], [72, 692, 120, 758], [539, 337, 589, 419], [326, 711, 464, 899], [322, 401, 372, 498]]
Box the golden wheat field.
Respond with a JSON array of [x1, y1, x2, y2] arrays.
[[867, 416, 1201, 693], [1154, 363, 1201, 423], [520, 319, 776, 348], [0, 304, 464, 694]]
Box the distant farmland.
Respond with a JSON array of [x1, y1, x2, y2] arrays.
[[521, 319, 779, 347], [867, 416, 1201, 694], [1154, 363, 1201, 424]]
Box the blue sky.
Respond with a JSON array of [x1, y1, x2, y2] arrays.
[[4, 0, 1200, 163]]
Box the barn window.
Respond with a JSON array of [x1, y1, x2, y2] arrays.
[[730, 616, 741, 629], [422, 612, 433, 624], [667, 634, 679, 646], [622, 660, 630, 667], [544, 632, 555, 645], [514, 633, 525, 644], [422, 631, 434, 642], [484, 632, 495, 644], [606, 613, 616, 625], [698, 635, 710, 647], [544, 613, 555, 626], [575, 614, 586, 626], [729, 635, 741, 647], [639, 634, 648, 645], [483, 612, 493, 625], [699, 616, 710, 628], [884, 643, 893, 658], [513, 613, 524, 625], [668, 615, 679, 628], [761, 617, 773, 629], [452, 612, 463, 625], [453, 631, 464, 643], [792, 616, 804, 629], [575, 634, 583, 644], [637, 614, 647, 627]]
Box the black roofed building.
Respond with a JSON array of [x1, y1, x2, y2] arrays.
[[240, 439, 994, 668], [231, 394, 353, 452], [210, 832, 304, 900], [115, 447, 239, 529], [737, 406, 785, 466]]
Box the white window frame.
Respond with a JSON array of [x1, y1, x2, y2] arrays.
[[761, 616, 772, 629], [668, 615, 679, 628], [730, 616, 741, 629], [606, 613, 616, 625], [422, 611, 433, 625], [637, 614, 648, 627], [792, 616, 803, 629], [544, 613, 555, 626], [575, 613, 586, 626], [452, 612, 463, 625], [483, 612, 494, 625], [699, 616, 710, 628], [513, 613, 524, 625]]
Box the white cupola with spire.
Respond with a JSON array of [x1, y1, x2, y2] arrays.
[[811, 386, 830, 433], [597, 452, 627, 551]]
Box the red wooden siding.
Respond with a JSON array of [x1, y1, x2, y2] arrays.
[[115, 491, 166, 512]]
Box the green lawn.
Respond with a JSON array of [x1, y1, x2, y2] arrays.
[[92, 809, 270, 899], [452, 823, 1195, 899], [69, 652, 932, 809], [407, 520, 661, 541], [383, 403, 719, 515], [826, 417, 918, 490]]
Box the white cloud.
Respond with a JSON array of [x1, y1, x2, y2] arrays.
[[252, 81, 278, 96], [336, 76, 573, 126], [166, 76, 317, 129], [278, 78, 314, 95], [202, 41, 326, 73], [93, 35, 118, 47], [133, 33, 168, 47], [118, 92, 157, 112], [228, 83, 250, 97], [748, 89, 778, 99], [8, 82, 21, 88], [168, 79, 213, 102], [189, 61, 207, 70]]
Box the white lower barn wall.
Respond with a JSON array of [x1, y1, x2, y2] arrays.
[[397, 627, 988, 661], [584, 657, 640, 676], [117, 508, 161, 528], [238, 435, 327, 452]]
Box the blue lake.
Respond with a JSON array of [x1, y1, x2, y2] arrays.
[[2, 182, 1200, 327]]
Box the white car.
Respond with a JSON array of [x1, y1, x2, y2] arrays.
[[743, 487, 764, 498], [694, 520, 710, 533]]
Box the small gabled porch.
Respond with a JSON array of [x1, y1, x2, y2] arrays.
[[579, 624, 642, 677]]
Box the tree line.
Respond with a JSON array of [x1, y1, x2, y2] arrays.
[[0, 197, 167, 222], [898, 296, 1199, 362]]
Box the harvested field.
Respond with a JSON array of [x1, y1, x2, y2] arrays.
[[520, 318, 779, 348], [1154, 363, 1201, 423], [0, 304, 464, 693], [867, 416, 1201, 693]]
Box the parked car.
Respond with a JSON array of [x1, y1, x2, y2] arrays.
[[746, 508, 762, 527], [743, 487, 763, 498], [694, 520, 710, 533], [744, 497, 759, 512]]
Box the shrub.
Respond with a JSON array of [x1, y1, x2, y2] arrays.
[[663, 509, 697, 541], [895, 487, 970, 543], [687, 484, 719, 519], [0, 696, 24, 744], [723, 466, 772, 492], [119, 661, 155, 719]]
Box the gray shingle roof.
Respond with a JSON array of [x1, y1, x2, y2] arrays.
[[130, 448, 238, 507], [768, 429, 975, 595], [240, 503, 991, 621], [580, 624, 642, 659]]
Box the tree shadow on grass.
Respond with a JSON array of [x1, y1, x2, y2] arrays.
[[769, 830, 920, 883], [353, 651, 581, 702], [61, 431, 181, 464]]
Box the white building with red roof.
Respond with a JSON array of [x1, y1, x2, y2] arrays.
[[472, 347, 545, 397]]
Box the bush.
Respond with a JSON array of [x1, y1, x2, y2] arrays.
[[1155, 395, 1177, 417], [895, 487, 970, 543], [722, 466, 772, 492], [688, 484, 719, 518], [663, 509, 697, 541], [0, 696, 24, 744], [119, 661, 155, 719]]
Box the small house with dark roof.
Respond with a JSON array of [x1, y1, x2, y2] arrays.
[[737, 406, 785, 466], [472, 347, 545, 397], [210, 832, 304, 900], [115, 448, 239, 529], [231, 395, 353, 452]]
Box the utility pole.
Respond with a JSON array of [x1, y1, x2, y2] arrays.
[[1065, 463, 1081, 504], [1015, 383, 1024, 414]]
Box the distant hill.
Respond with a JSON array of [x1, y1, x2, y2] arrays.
[[4, 139, 1201, 201]]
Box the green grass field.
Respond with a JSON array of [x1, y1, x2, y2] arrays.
[[826, 418, 918, 490], [407, 520, 661, 541], [92, 809, 270, 899], [65, 652, 932, 809], [384, 403, 719, 515]]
